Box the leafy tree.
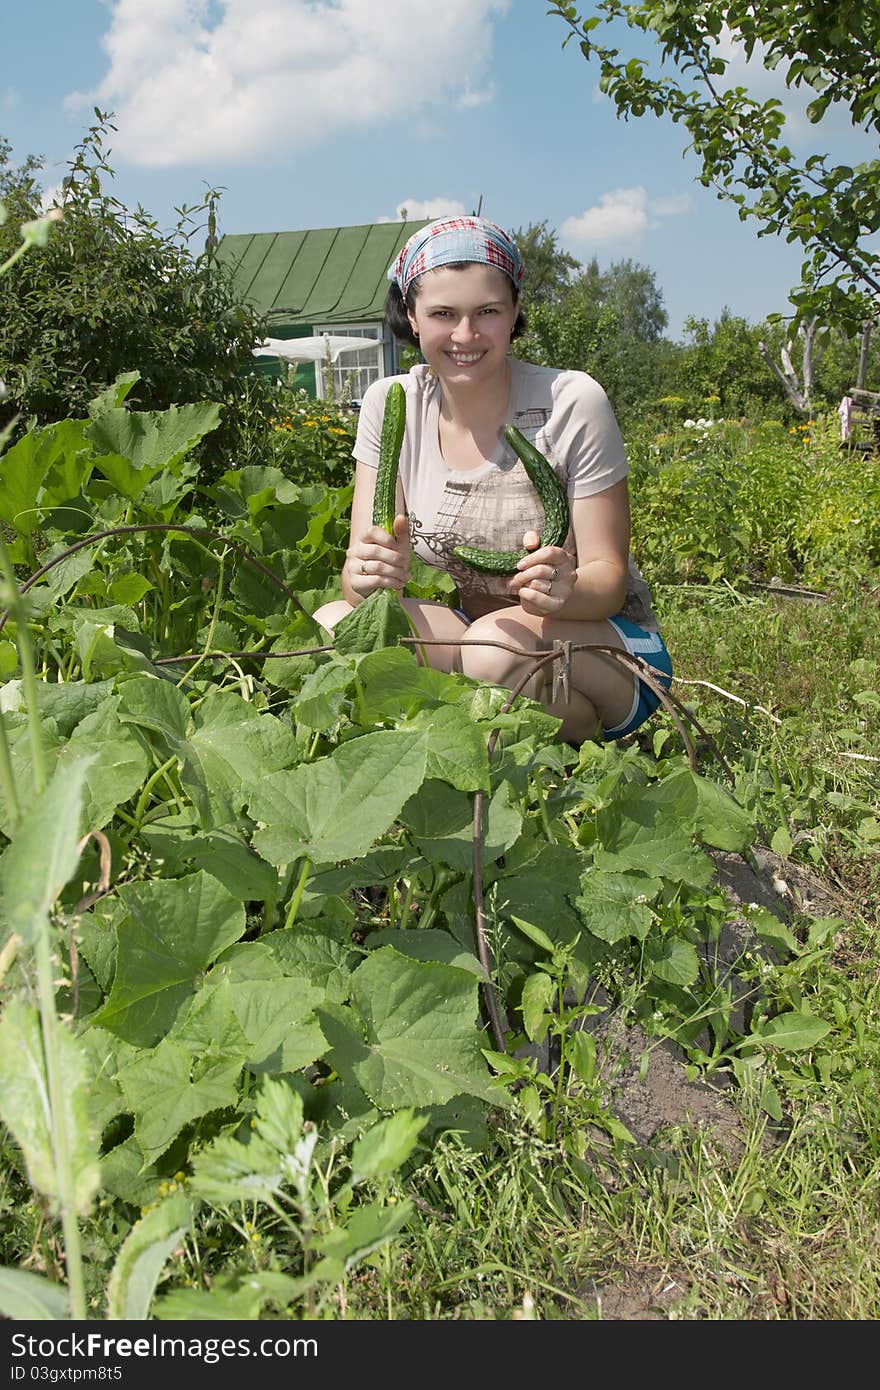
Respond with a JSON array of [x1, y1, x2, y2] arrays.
[[511, 289, 681, 429], [549, 2, 880, 330], [0, 114, 267, 444], [567, 257, 669, 342], [674, 310, 783, 419], [513, 220, 581, 305]]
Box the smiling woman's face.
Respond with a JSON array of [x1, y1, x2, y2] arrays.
[[407, 263, 519, 386]]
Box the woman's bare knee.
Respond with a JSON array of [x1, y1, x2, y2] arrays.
[[311, 599, 354, 633], [460, 612, 539, 688]]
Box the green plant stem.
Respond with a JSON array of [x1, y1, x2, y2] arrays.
[[285, 858, 312, 930], [397, 877, 416, 930], [34, 929, 87, 1320], [131, 755, 179, 832]]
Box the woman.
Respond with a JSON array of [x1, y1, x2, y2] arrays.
[[313, 215, 671, 746]]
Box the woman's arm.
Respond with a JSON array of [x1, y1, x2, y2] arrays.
[[507, 479, 631, 620], [341, 459, 411, 606]]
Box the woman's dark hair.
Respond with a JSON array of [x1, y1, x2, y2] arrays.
[[384, 266, 527, 349]]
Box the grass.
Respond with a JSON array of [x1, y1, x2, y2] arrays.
[[325, 579, 880, 1321]]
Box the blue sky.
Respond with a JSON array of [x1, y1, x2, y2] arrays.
[[2, 0, 872, 340]]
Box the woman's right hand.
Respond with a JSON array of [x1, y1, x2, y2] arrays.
[[346, 514, 411, 597]]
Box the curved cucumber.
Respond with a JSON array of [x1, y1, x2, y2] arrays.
[[372, 380, 407, 534], [452, 424, 570, 574]]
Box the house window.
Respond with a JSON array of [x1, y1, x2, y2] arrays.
[[313, 323, 386, 402]]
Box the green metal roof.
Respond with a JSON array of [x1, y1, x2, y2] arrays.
[[215, 219, 429, 327]]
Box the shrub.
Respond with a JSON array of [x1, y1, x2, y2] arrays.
[[0, 115, 267, 448]]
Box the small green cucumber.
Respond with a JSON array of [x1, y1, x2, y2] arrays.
[[453, 423, 570, 574], [372, 380, 407, 533]]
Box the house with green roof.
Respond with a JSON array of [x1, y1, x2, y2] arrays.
[[215, 218, 428, 399]]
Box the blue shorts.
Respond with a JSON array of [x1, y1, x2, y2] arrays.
[[450, 608, 672, 742], [602, 616, 673, 740]]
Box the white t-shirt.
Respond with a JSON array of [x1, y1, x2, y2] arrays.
[[354, 357, 659, 628]]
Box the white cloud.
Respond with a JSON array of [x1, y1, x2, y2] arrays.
[[65, 0, 509, 167], [560, 186, 692, 253], [561, 188, 649, 248], [377, 196, 468, 224], [456, 84, 496, 109], [2, 87, 18, 112], [649, 192, 693, 218]]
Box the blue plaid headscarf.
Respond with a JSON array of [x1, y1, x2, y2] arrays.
[[388, 216, 524, 298]]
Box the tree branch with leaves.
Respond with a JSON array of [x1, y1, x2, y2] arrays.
[[548, 1, 880, 332]]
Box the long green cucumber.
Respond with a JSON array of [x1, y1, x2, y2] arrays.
[[371, 380, 406, 533], [453, 423, 570, 574]]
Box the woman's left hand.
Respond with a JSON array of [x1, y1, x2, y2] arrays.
[[508, 531, 577, 615]]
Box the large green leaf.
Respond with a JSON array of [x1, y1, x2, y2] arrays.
[[357, 646, 463, 722], [249, 728, 427, 866], [0, 1267, 70, 1320], [366, 928, 490, 981], [595, 776, 715, 887], [141, 825, 278, 902], [92, 871, 246, 1046], [748, 1010, 832, 1052], [291, 660, 353, 731], [0, 1000, 101, 1215], [0, 755, 93, 945], [318, 946, 508, 1110], [404, 778, 522, 872], [118, 1038, 244, 1167], [262, 925, 356, 1004], [689, 771, 755, 851], [1, 678, 114, 737], [492, 841, 584, 945], [182, 689, 299, 829], [575, 868, 663, 944], [0, 420, 89, 536], [56, 697, 151, 831], [644, 934, 701, 987], [86, 402, 222, 484], [118, 679, 299, 831], [227, 973, 327, 1074], [408, 703, 490, 791], [117, 674, 190, 744], [331, 588, 413, 655]]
